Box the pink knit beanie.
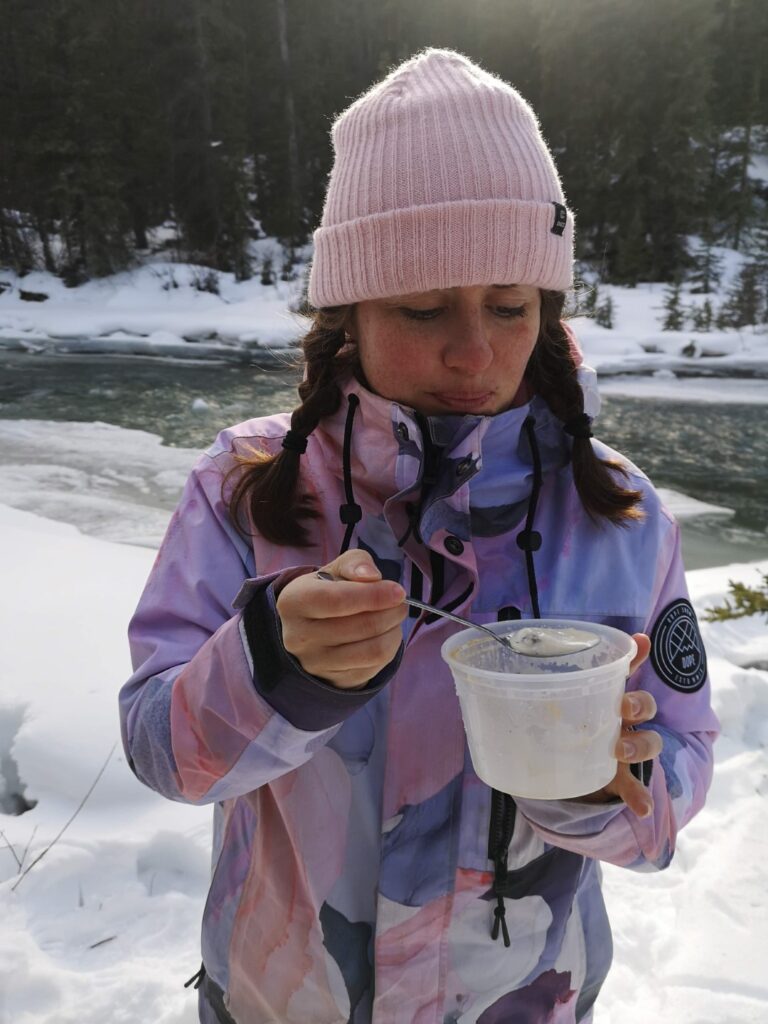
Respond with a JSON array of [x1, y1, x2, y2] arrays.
[[308, 47, 574, 309]]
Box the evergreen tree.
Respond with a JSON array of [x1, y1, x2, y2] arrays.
[[690, 299, 714, 332], [579, 282, 599, 317], [594, 294, 614, 329], [0, 0, 766, 285], [688, 232, 724, 293], [709, 0, 768, 249], [716, 262, 763, 328], [662, 281, 686, 330], [744, 205, 768, 319]]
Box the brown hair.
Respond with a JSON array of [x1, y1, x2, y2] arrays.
[[224, 291, 642, 546], [530, 290, 643, 525]]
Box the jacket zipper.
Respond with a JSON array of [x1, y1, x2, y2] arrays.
[[488, 789, 516, 946], [487, 605, 522, 947]]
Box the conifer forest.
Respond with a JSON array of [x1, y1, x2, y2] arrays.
[[1, 0, 766, 298]]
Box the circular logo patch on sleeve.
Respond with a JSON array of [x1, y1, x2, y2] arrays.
[[650, 599, 707, 693]]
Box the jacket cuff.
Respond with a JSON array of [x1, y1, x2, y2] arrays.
[[238, 572, 403, 731]]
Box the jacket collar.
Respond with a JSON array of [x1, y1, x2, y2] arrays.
[[314, 375, 571, 515]]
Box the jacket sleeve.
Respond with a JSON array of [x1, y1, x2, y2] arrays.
[[119, 450, 400, 806], [515, 518, 719, 871]]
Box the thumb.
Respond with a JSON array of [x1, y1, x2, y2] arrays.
[[629, 633, 651, 675], [324, 548, 382, 582]]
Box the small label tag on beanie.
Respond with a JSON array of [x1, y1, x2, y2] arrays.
[[551, 203, 567, 236]]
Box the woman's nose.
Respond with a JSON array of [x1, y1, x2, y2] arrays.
[[442, 321, 494, 373]]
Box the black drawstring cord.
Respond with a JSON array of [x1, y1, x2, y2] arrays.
[[517, 415, 542, 618], [491, 893, 511, 947], [338, 393, 362, 554], [183, 963, 205, 990]]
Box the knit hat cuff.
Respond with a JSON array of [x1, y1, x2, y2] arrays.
[[308, 198, 574, 308]]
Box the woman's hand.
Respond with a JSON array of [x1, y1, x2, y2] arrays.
[[276, 551, 407, 690], [576, 633, 664, 818]]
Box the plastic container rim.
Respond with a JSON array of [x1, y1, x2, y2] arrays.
[[441, 617, 637, 689]]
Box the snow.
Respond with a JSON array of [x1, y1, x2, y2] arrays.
[[656, 490, 734, 522], [0, 493, 766, 1023], [1, 262, 767, 400], [0, 503, 207, 1023], [0, 420, 196, 547], [599, 375, 768, 404], [0, 263, 310, 358]]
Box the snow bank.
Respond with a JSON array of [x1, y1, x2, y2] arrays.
[[0, 503, 209, 1023], [599, 375, 768, 404], [599, 559, 768, 1023], [0, 263, 309, 357], [0, 420, 196, 547], [2, 263, 768, 397], [0, 499, 766, 1023]]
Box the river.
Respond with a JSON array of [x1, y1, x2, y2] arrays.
[[0, 352, 765, 570]]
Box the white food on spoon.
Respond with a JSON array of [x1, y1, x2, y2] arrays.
[[506, 626, 600, 656]]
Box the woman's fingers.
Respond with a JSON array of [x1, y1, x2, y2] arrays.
[[297, 623, 405, 682], [611, 765, 655, 819], [608, 686, 662, 816], [580, 686, 662, 815], [616, 725, 663, 764], [620, 689, 657, 725], [629, 632, 651, 675], [276, 550, 407, 689]]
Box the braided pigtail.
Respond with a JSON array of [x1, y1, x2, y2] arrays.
[[528, 291, 644, 526], [224, 305, 357, 546]]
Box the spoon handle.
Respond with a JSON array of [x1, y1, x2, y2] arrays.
[[315, 570, 509, 648], [403, 597, 508, 645]]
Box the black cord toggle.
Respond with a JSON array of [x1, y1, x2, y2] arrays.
[[563, 413, 593, 439], [281, 429, 308, 454], [491, 896, 511, 947], [339, 502, 362, 525], [516, 529, 542, 552]]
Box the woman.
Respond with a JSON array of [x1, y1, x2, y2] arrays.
[[120, 48, 718, 1024]]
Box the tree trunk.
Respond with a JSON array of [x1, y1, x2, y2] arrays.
[[193, 0, 219, 253], [275, 0, 301, 239], [733, 65, 761, 250]]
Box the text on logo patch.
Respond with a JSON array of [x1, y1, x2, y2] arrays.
[[650, 599, 707, 693]]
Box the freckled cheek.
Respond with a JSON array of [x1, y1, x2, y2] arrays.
[[511, 321, 540, 363]]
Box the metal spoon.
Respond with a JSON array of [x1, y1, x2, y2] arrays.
[[315, 571, 599, 656]]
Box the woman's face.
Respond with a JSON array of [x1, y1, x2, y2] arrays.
[[351, 284, 541, 416]]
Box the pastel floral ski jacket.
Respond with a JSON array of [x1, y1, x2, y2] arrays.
[[120, 372, 718, 1024]]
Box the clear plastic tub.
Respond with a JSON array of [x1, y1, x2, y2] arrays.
[[441, 619, 637, 799]]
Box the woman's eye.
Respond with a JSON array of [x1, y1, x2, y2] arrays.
[[398, 304, 526, 321], [399, 307, 442, 321], [494, 305, 526, 318]]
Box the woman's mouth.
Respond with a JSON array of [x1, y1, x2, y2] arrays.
[[430, 391, 495, 412]]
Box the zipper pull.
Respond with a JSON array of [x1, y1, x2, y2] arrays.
[[491, 895, 511, 947]]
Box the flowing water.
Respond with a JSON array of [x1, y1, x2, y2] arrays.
[[0, 352, 765, 570]]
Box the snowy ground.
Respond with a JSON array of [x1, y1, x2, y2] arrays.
[[1, 250, 767, 399], [0, 494, 766, 1023]]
